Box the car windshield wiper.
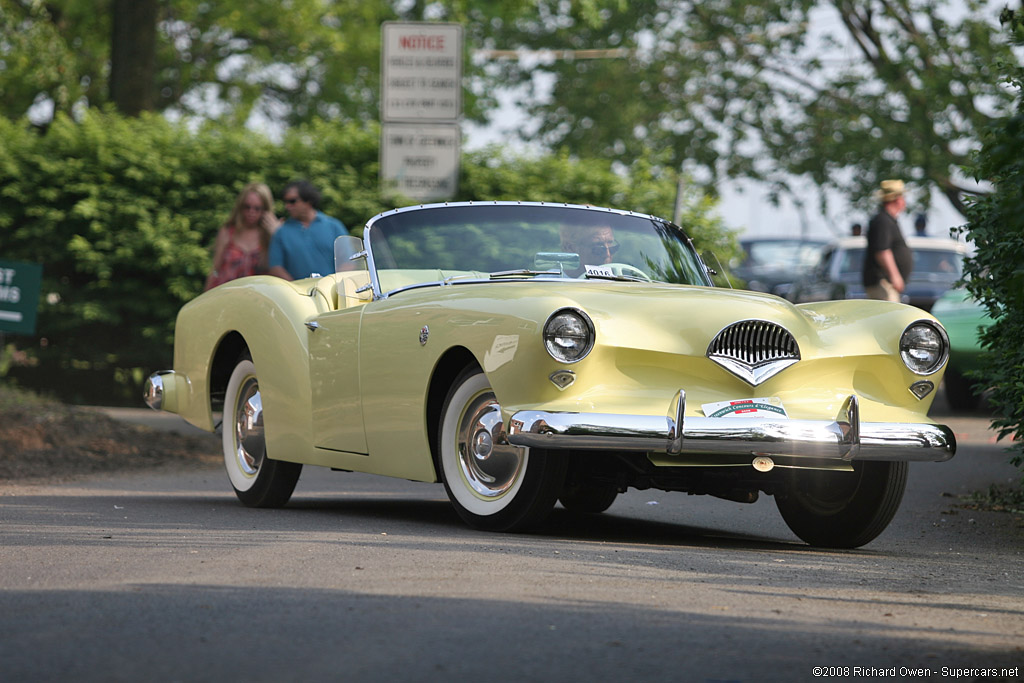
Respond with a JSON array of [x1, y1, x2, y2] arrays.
[[488, 269, 563, 279], [582, 272, 649, 283]]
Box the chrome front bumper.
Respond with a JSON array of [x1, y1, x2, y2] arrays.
[[507, 391, 955, 462]]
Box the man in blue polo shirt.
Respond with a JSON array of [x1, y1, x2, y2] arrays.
[[268, 180, 348, 280]]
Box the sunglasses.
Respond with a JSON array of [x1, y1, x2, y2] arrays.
[[284, 197, 300, 205], [584, 241, 620, 258]]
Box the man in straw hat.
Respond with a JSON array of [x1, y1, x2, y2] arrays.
[[862, 179, 912, 302]]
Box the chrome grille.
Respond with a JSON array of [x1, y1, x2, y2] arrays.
[[708, 320, 799, 366]]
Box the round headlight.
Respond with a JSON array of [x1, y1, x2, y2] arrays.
[[899, 321, 949, 375], [543, 309, 595, 363]]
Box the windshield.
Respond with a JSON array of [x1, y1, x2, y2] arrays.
[[363, 203, 712, 295]]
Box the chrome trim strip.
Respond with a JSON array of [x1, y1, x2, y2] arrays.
[[506, 392, 955, 463], [362, 200, 669, 228], [361, 222, 384, 300]]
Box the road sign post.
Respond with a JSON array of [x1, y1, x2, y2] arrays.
[[380, 21, 463, 202]]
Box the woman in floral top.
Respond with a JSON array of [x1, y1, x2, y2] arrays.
[[204, 183, 280, 290]]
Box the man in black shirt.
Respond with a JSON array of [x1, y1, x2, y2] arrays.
[[863, 179, 912, 302]]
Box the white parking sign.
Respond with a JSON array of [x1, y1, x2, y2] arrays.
[[380, 123, 460, 201]]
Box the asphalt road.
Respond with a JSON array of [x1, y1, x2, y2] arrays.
[[1, 405, 1022, 682]]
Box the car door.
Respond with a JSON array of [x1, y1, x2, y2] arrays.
[[308, 305, 368, 455]]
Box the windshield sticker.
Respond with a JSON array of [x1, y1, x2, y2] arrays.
[[702, 397, 788, 418], [584, 265, 615, 278]]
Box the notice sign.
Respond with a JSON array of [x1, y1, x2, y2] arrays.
[[380, 123, 460, 201], [0, 259, 43, 335], [381, 22, 462, 122]]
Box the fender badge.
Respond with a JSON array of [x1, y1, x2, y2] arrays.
[[909, 380, 934, 400], [419, 325, 430, 346], [549, 370, 576, 390]]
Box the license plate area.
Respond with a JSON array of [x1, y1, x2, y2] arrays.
[[701, 397, 788, 418]]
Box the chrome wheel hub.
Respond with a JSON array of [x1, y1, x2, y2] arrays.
[[457, 393, 524, 498], [233, 376, 265, 476]]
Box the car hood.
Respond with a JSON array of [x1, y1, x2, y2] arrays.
[[442, 280, 917, 359]]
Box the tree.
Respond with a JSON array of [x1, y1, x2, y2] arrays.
[[0, 0, 541, 126], [109, 0, 158, 115], [960, 7, 1024, 475], [0, 0, 400, 124], [478, 0, 1021, 217], [0, 0, 104, 121]]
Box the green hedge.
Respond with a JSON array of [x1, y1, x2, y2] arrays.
[[0, 112, 390, 404], [0, 110, 735, 405]]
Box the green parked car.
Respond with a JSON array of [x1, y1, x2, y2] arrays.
[[930, 288, 994, 411]]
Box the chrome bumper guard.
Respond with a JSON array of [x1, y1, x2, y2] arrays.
[[506, 391, 955, 462], [143, 371, 170, 411]]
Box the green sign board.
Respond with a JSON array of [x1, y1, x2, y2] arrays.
[[0, 259, 43, 335]]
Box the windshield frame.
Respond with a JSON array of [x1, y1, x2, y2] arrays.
[[359, 201, 713, 300]]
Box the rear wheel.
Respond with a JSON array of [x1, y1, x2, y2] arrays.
[[437, 367, 566, 532], [775, 461, 907, 548], [222, 357, 302, 508]]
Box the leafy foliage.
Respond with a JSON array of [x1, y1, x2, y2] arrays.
[[959, 9, 1024, 475], [0, 111, 388, 403], [4, 0, 1019, 221], [0, 0, 401, 125], [0, 0, 544, 127], [0, 111, 731, 405], [482, 0, 1020, 217]]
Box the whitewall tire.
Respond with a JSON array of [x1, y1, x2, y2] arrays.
[[438, 367, 566, 532], [222, 357, 301, 508]]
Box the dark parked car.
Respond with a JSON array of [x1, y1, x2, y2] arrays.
[[786, 236, 967, 312], [731, 237, 827, 295]]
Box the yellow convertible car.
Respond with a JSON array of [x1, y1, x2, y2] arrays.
[[145, 202, 955, 548]]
